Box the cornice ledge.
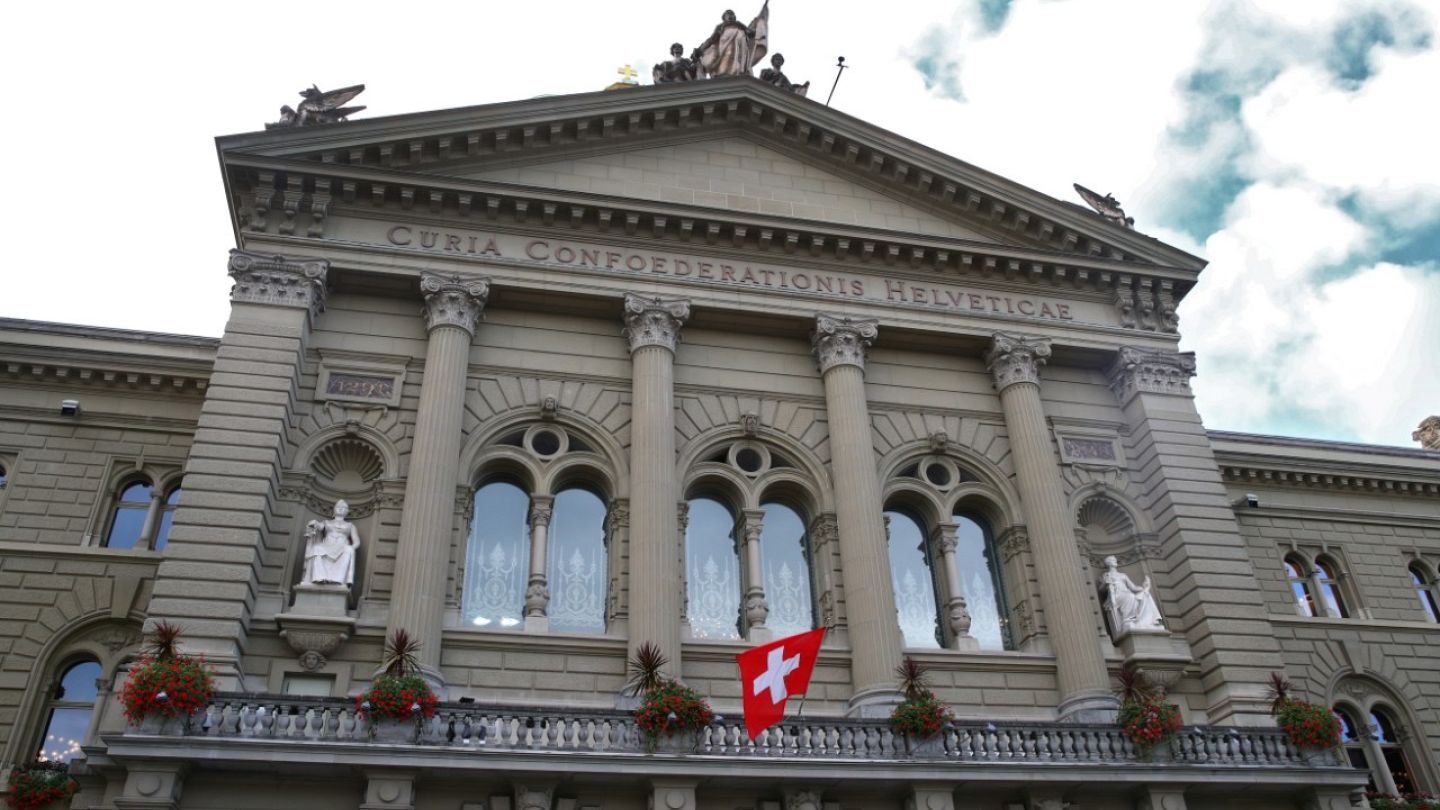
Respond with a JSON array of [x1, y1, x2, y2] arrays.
[[1219, 462, 1440, 497]]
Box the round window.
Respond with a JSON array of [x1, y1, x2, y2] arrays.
[[924, 463, 952, 487], [735, 448, 764, 473], [530, 430, 563, 457]]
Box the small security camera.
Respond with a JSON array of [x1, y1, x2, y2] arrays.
[[1245, 494, 1259, 508], [59, 400, 80, 416]]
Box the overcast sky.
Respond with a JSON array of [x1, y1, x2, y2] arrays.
[[2, 0, 1436, 448]]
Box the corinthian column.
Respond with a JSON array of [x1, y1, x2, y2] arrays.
[[811, 314, 904, 715], [986, 333, 1115, 721], [388, 272, 489, 680], [623, 292, 690, 675]]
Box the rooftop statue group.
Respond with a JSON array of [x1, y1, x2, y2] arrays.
[[652, 2, 809, 96]]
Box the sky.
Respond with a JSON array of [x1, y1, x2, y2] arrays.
[[1, 0, 1436, 448]]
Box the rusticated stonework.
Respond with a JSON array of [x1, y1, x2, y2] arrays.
[[985, 332, 1051, 391], [621, 292, 690, 352], [1107, 347, 1197, 402], [227, 249, 328, 318], [811, 313, 878, 373], [420, 272, 490, 334]]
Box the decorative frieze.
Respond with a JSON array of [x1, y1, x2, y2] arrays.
[[1107, 347, 1196, 402], [621, 292, 690, 352], [227, 249, 329, 318], [985, 332, 1051, 391], [810, 313, 878, 373], [420, 272, 490, 335]]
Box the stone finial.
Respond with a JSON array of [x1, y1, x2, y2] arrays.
[[986, 332, 1051, 391], [1107, 347, 1197, 403], [621, 292, 690, 352], [420, 272, 489, 335], [1414, 416, 1440, 450], [227, 249, 329, 319], [811, 313, 879, 373]]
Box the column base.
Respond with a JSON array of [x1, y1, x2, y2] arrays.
[[524, 615, 550, 633], [950, 635, 980, 652], [747, 627, 774, 644], [845, 685, 904, 718], [1056, 690, 1119, 723]]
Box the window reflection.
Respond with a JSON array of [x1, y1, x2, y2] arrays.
[[547, 488, 607, 634], [759, 502, 813, 636], [1371, 708, 1415, 795], [153, 486, 182, 551], [686, 497, 741, 640], [1284, 557, 1317, 617], [886, 509, 940, 648], [462, 481, 530, 628], [1315, 558, 1348, 618], [953, 514, 1008, 650], [105, 482, 152, 550], [1410, 564, 1439, 622], [37, 660, 101, 763]]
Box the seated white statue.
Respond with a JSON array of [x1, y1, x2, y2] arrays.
[[1101, 555, 1165, 636], [302, 500, 360, 587]]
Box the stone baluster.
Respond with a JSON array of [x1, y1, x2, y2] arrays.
[[929, 524, 978, 651], [622, 293, 690, 672], [810, 313, 904, 715], [986, 333, 1115, 721], [739, 509, 770, 641], [524, 495, 554, 631], [387, 273, 489, 680]]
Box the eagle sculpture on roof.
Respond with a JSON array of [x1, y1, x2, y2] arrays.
[[1073, 183, 1135, 229], [268, 84, 367, 129]]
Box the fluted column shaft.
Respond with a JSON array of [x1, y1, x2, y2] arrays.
[[623, 293, 690, 673], [812, 314, 904, 714], [987, 333, 1114, 721], [388, 273, 489, 678]]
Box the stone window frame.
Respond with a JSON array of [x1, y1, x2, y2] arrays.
[[85, 458, 184, 551], [1052, 426, 1126, 468], [1280, 547, 1362, 620], [315, 356, 407, 408], [681, 439, 826, 645], [0, 449, 16, 518], [1407, 558, 1440, 623], [1332, 688, 1433, 796]]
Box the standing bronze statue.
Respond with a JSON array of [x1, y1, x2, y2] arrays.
[[692, 2, 769, 78], [653, 43, 698, 83], [760, 53, 809, 96]]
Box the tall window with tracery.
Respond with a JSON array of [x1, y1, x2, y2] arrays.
[[885, 509, 941, 649], [36, 659, 102, 763], [759, 502, 814, 636], [1371, 707, 1416, 795], [952, 513, 1009, 651], [685, 497, 742, 640], [462, 480, 530, 628], [1410, 562, 1439, 623], [1284, 555, 1318, 617], [546, 487, 608, 634], [1313, 556, 1349, 618]]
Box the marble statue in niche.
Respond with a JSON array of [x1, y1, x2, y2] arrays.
[[302, 499, 361, 587], [1101, 555, 1165, 636]]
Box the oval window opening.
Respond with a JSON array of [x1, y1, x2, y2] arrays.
[[736, 448, 763, 473], [925, 463, 951, 487], [531, 430, 562, 456]]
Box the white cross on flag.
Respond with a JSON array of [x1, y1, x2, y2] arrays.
[[735, 628, 826, 740]]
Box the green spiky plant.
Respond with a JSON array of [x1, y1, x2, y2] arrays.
[[889, 657, 953, 741], [1114, 665, 1181, 758], [356, 629, 437, 723], [624, 642, 669, 698], [625, 641, 712, 750], [1264, 671, 1340, 750]]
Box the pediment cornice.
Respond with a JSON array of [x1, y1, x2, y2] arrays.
[[218, 79, 1205, 274]]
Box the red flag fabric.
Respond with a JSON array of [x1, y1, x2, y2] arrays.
[[735, 627, 826, 740]]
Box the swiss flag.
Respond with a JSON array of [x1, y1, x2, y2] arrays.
[[735, 627, 826, 740]]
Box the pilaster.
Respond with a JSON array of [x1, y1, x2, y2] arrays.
[[1107, 347, 1286, 725], [387, 272, 489, 679], [145, 250, 328, 685], [624, 293, 690, 673], [986, 332, 1115, 721], [810, 313, 903, 715]]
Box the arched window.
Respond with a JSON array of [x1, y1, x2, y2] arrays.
[[1334, 707, 1373, 788], [36, 659, 102, 763], [952, 513, 1009, 651], [0, 461, 8, 489], [1314, 556, 1349, 619], [759, 502, 814, 637], [153, 485, 182, 551], [462, 480, 530, 628], [104, 481, 153, 550], [685, 497, 742, 640], [1284, 556, 1317, 617], [1371, 707, 1416, 795], [1410, 563, 1439, 623], [546, 487, 608, 634], [886, 509, 941, 649]]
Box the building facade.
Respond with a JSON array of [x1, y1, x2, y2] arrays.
[[1, 78, 1437, 810]]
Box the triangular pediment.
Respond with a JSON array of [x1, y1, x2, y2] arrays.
[[441, 135, 1001, 243], [218, 79, 1205, 273]]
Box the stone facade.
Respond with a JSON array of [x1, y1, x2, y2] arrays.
[[0, 80, 1436, 810]]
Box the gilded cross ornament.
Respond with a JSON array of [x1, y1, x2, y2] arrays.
[[621, 292, 690, 352], [811, 313, 879, 373], [986, 332, 1051, 391], [420, 272, 490, 335], [227, 250, 329, 319], [616, 65, 639, 85], [1106, 347, 1197, 403]]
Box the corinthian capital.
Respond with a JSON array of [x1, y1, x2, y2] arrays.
[[227, 249, 328, 319], [621, 292, 690, 352], [811, 313, 879, 373], [1107, 347, 1196, 403], [986, 332, 1051, 391], [420, 272, 490, 335]]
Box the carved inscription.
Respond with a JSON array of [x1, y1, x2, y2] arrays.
[[325, 373, 394, 400], [1061, 437, 1117, 462]]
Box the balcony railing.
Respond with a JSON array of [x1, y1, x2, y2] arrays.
[[117, 693, 1349, 771]]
